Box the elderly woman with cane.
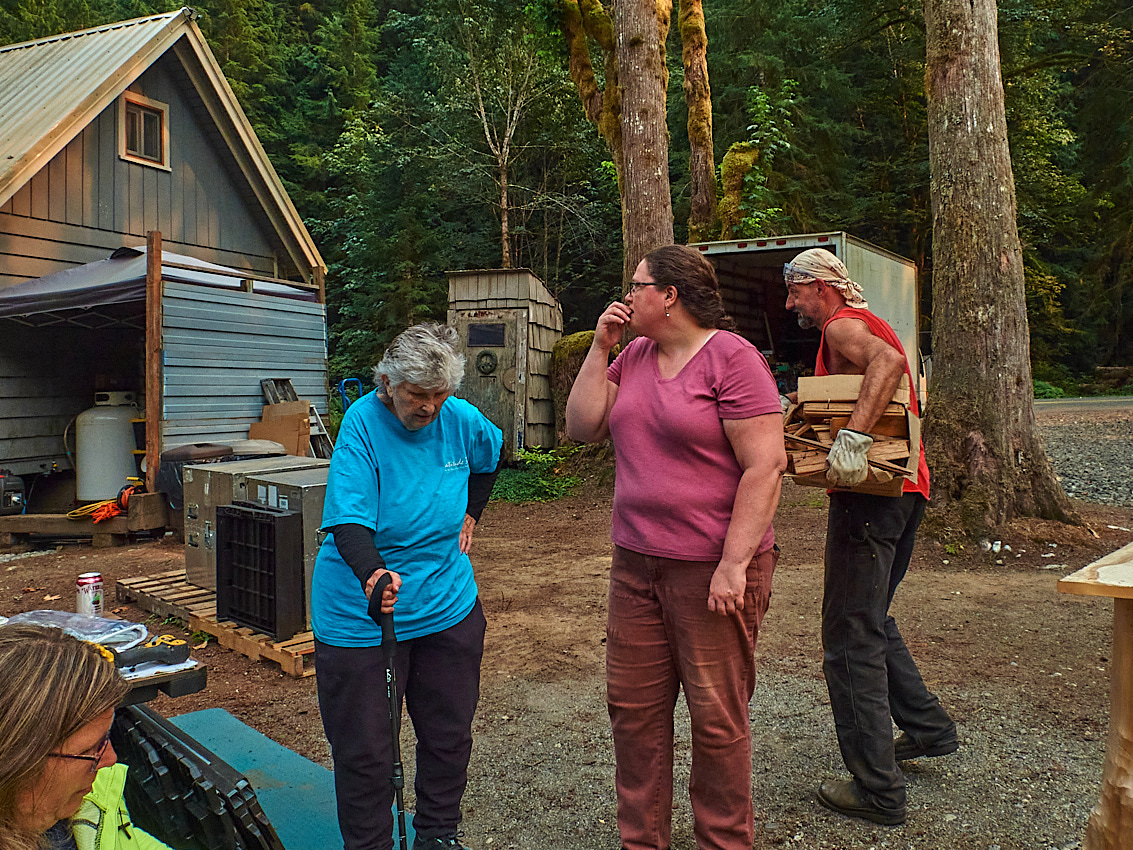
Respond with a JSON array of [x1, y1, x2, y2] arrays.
[[0, 624, 171, 850], [567, 244, 787, 850], [312, 322, 502, 850]]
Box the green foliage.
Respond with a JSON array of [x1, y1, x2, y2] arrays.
[[490, 446, 580, 503], [1033, 380, 1067, 399], [7, 0, 1132, 386], [733, 81, 796, 236]]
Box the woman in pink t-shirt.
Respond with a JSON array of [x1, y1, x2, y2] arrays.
[[566, 245, 787, 850]]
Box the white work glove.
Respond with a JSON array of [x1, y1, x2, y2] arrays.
[[826, 428, 874, 487]]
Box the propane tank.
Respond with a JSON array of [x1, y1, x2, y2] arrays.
[[75, 391, 138, 501]]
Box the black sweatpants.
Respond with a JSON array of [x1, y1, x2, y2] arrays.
[[316, 600, 486, 850]]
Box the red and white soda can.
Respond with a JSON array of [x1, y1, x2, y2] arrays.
[[76, 572, 104, 617]]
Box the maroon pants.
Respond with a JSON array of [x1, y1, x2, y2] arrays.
[[607, 545, 777, 850]]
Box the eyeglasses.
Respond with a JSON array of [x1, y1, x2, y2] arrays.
[[50, 734, 111, 772], [627, 282, 659, 295]]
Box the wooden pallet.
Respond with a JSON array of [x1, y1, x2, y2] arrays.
[[116, 571, 316, 678]]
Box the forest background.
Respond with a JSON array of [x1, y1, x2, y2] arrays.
[[3, 0, 1131, 396]]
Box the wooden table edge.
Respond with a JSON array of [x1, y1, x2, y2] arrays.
[[1057, 579, 1133, 600]]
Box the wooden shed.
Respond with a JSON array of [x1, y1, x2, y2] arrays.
[[0, 9, 326, 497], [447, 269, 563, 458]]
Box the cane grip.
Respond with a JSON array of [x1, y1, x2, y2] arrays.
[[366, 571, 397, 648]]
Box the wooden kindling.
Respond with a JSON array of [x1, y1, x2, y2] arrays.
[[783, 374, 919, 496]]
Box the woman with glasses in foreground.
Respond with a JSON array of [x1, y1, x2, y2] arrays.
[[0, 624, 169, 850]]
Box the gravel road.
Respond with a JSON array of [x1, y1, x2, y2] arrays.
[[1035, 398, 1133, 507]]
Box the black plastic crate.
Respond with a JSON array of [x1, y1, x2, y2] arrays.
[[216, 503, 305, 641], [111, 705, 284, 850]]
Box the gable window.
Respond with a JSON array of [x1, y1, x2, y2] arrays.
[[119, 92, 170, 170]]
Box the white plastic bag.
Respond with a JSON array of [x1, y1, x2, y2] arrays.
[[4, 610, 148, 650]]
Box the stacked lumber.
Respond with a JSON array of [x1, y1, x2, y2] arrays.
[[783, 375, 920, 496]]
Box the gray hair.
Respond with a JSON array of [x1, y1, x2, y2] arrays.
[[374, 322, 466, 393]]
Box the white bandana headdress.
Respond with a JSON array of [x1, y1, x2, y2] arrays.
[[783, 248, 868, 309]]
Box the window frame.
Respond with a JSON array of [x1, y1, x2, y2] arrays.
[[118, 91, 171, 171]]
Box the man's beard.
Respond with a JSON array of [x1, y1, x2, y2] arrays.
[[795, 312, 816, 330]]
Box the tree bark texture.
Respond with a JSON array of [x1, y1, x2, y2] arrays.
[[614, 0, 674, 282], [923, 0, 1075, 533], [500, 165, 511, 267], [562, 1, 624, 211], [679, 0, 716, 243]]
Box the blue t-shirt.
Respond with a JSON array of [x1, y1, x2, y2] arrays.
[[311, 391, 502, 645]]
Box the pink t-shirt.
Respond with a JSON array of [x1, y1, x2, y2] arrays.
[[607, 331, 782, 561]]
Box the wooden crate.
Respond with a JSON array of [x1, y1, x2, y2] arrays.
[[116, 571, 315, 678]]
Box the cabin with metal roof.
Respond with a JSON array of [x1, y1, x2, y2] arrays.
[[0, 8, 328, 500]]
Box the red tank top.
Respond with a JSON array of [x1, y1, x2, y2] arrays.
[[817, 307, 930, 498]]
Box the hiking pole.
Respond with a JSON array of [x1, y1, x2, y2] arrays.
[[368, 573, 409, 850]]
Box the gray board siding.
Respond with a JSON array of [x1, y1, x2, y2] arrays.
[[161, 282, 327, 446], [0, 321, 143, 476], [0, 283, 326, 476], [0, 53, 279, 289]]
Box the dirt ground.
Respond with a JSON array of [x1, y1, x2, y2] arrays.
[[2, 474, 1132, 849]]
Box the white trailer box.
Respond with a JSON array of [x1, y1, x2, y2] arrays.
[[689, 232, 922, 397]]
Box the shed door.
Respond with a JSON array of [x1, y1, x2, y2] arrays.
[[450, 310, 523, 459]]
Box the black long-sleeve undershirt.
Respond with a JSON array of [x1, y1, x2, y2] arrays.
[[327, 522, 387, 588], [327, 446, 503, 589], [467, 445, 504, 522]]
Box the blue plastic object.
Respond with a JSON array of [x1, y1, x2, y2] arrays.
[[338, 378, 363, 410]]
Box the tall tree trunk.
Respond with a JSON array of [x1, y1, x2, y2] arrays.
[[923, 0, 1076, 534], [680, 0, 716, 243], [562, 0, 624, 216], [615, 0, 675, 280], [500, 165, 511, 268], [563, 0, 675, 285]]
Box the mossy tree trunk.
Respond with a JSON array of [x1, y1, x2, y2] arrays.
[[551, 331, 598, 445], [562, 0, 674, 285], [680, 0, 717, 244], [616, 0, 675, 280], [923, 0, 1076, 534], [562, 0, 624, 236], [717, 143, 758, 240]]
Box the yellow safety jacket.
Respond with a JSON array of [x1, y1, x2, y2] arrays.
[[70, 764, 170, 850]]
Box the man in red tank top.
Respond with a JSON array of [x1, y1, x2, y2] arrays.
[[784, 249, 957, 826]]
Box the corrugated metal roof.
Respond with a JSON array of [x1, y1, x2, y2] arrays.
[[0, 8, 325, 278], [0, 9, 190, 203]]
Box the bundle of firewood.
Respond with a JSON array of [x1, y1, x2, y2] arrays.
[[783, 375, 919, 495]]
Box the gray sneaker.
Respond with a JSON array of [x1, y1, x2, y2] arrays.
[[412, 835, 470, 850]]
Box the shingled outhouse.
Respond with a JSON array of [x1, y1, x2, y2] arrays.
[[447, 269, 563, 458], [0, 9, 327, 498]]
